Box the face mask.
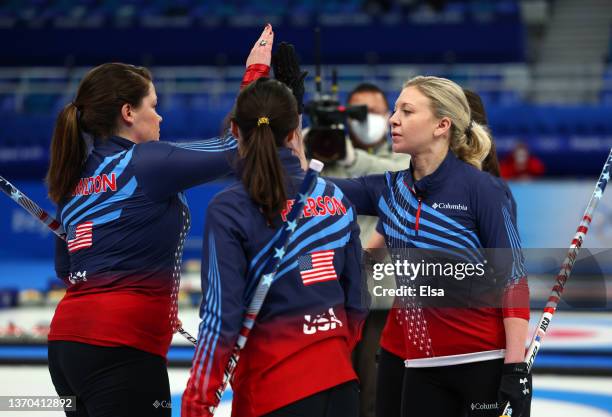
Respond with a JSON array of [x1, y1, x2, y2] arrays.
[[348, 113, 389, 146]]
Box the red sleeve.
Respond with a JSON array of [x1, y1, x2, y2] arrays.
[[502, 276, 530, 320], [241, 64, 270, 90]]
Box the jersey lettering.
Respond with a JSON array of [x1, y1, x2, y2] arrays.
[[72, 174, 117, 196], [280, 196, 346, 222]]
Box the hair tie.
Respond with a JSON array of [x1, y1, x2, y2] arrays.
[[465, 119, 474, 137], [71, 102, 82, 123], [257, 117, 269, 126]]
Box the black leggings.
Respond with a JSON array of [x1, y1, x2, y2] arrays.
[[262, 380, 359, 417], [48, 341, 171, 417], [376, 348, 515, 417], [376, 348, 405, 417], [401, 358, 504, 417]]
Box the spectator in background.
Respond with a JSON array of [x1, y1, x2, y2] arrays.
[[500, 142, 545, 180]]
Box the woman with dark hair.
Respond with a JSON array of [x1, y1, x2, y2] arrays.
[[462, 88, 501, 177], [47, 27, 274, 417], [333, 77, 531, 417], [182, 77, 367, 417]]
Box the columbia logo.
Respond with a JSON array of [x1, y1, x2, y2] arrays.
[[153, 401, 160, 409], [432, 202, 468, 211], [471, 402, 498, 411]]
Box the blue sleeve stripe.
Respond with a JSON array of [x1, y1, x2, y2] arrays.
[[280, 206, 354, 263], [194, 234, 220, 356], [61, 150, 128, 221], [247, 179, 326, 273], [379, 188, 477, 248], [380, 186, 481, 255], [382, 221, 413, 244], [501, 207, 519, 279], [89, 208, 122, 226], [193, 262, 216, 379], [247, 228, 282, 276], [412, 239, 479, 262], [66, 176, 138, 227], [178, 191, 189, 207], [172, 143, 237, 152], [378, 196, 416, 238], [415, 229, 482, 263], [171, 137, 226, 146], [397, 178, 480, 246], [202, 235, 222, 390], [171, 138, 238, 152], [418, 217, 479, 249], [246, 207, 353, 301], [246, 180, 327, 286], [502, 206, 523, 250], [417, 202, 480, 247], [273, 180, 329, 243], [194, 232, 222, 388], [502, 206, 527, 281], [381, 219, 478, 263], [63, 148, 134, 226]]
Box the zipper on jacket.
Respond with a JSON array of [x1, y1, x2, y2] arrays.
[[415, 197, 422, 235]]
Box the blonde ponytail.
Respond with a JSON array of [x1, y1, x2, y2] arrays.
[[450, 121, 491, 170]]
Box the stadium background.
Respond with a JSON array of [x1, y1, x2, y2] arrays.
[[0, 0, 611, 415]]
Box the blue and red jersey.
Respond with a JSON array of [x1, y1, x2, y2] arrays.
[[51, 135, 236, 358], [182, 148, 368, 417], [333, 150, 529, 367]]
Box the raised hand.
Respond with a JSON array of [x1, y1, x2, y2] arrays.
[[246, 24, 274, 68], [272, 42, 308, 114]]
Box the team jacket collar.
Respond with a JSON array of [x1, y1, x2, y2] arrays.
[[277, 147, 304, 176], [404, 149, 459, 196], [93, 135, 136, 151]]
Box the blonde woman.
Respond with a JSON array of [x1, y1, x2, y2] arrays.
[[332, 76, 531, 417]]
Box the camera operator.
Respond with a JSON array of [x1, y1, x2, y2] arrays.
[[307, 83, 410, 240]]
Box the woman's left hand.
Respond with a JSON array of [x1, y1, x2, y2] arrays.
[[246, 24, 274, 68]]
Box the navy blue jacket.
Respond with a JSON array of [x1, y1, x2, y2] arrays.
[[183, 148, 367, 417], [51, 135, 236, 357], [333, 150, 529, 365]]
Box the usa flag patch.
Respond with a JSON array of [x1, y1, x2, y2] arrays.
[[67, 221, 93, 253], [298, 250, 337, 286]]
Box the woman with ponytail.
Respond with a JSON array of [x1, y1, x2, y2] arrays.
[[182, 77, 367, 417], [332, 76, 531, 417], [46, 27, 274, 417]]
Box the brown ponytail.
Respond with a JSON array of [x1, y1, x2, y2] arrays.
[[47, 103, 87, 203], [463, 88, 501, 177], [46, 63, 152, 203], [233, 78, 299, 225]]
